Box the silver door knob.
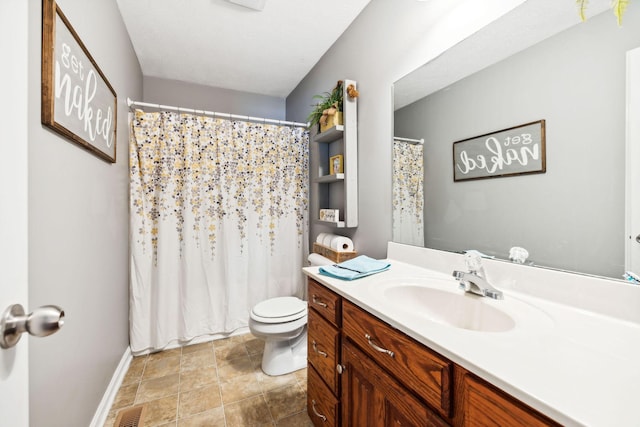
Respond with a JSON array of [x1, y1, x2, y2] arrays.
[[636, 234, 640, 244], [0, 304, 64, 349]]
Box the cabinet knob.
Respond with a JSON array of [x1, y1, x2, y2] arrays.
[[336, 364, 345, 374]]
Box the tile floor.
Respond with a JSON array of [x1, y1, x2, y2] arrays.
[[103, 333, 314, 427]]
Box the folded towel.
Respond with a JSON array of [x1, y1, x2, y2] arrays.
[[319, 255, 391, 281]]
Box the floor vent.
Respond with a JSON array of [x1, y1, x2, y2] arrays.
[[114, 404, 147, 427]]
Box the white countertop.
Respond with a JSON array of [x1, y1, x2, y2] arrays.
[[303, 259, 640, 427]]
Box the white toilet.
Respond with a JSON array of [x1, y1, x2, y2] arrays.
[[249, 296, 308, 376]]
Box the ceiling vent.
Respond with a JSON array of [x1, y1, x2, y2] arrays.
[[228, 0, 266, 11]]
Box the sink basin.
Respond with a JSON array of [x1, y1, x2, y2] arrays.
[[383, 285, 515, 332]]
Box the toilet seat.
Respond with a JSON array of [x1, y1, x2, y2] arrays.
[[251, 297, 307, 324]]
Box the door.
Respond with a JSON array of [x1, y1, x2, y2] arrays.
[[0, 0, 30, 425], [341, 340, 448, 427], [626, 47, 640, 275]]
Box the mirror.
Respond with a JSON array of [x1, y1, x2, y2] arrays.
[[393, 2, 640, 280]]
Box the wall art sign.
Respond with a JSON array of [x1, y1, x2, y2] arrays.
[[453, 120, 546, 182], [41, 0, 117, 163]]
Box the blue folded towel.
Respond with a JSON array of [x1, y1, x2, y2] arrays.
[[319, 255, 391, 281]]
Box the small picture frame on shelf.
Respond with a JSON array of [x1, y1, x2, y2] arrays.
[[329, 154, 344, 175]]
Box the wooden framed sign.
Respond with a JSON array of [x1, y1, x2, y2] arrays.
[[41, 0, 117, 163], [453, 120, 545, 182]]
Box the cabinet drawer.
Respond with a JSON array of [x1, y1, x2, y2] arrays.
[[343, 300, 453, 418], [308, 278, 341, 326], [308, 307, 340, 395], [308, 364, 339, 427]]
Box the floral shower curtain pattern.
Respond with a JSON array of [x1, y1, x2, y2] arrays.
[[392, 141, 424, 247], [129, 110, 309, 353]]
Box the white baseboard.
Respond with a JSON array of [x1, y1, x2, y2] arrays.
[[90, 346, 133, 427]]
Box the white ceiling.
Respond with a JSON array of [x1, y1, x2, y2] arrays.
[[394, 0, 612, 109], [116, 0, 372, 98]]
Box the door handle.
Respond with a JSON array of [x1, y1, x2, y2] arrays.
[[636, 234, 640, 244], [0, 304, 64, 349]]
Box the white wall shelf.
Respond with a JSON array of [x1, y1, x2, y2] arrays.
[[310, 79, 358, 229]]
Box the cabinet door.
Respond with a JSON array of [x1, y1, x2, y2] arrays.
[[341, 340, 448, 427], [457, 370, 560, 427]]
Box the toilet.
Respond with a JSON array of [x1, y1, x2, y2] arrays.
[[249, 296, 308, 376], [249, 253, 333, 376]]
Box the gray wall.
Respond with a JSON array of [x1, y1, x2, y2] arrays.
[[144, 76, 286, 119], [28, 0, 142, 425], [395, 7, 640, 278], [286, 0, 525, 258]]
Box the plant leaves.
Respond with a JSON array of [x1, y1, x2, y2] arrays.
[[612, 0, 629, 26], [576, 0, 588, 21]]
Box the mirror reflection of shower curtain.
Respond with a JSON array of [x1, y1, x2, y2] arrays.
[[129, 111, 309, 353], [392, 140, 424, 246]]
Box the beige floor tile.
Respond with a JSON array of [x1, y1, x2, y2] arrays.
[[182, 341, 213, 356], [178, 407, 226, 427], [122, 356, 147, 385], [143, 356, 181, 380], [294, 368, 307, 384], [148, 347, 182, 362], [180, 365, 218, 391], [136, 374, 180, 404], [220, 371, 264, 404], [111, 382, 139, 410], [215, 342, 249, 363], [144, 395, 179, 426], [224, 395, 274, 427], [217, 355, 258, 380], [244, 337, 265, 355], [106, 338, 309, 427], [264, 383, 306, 421], [214, 335, 245, 350], [181, 349, 216, 372], [178, 383, 223, 418], [102, 409, 117, 427], [182, 341, 214, 355], [258, 370, 299, 393], [276, 410, 314, 427]]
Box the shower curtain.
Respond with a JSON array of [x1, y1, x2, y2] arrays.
[[129, 110, 309, 353], [392, 141, 424, 246]]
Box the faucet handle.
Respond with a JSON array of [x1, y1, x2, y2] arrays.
[[464, 252, 483, 273]]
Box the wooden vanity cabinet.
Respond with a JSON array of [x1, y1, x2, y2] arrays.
[[306, 278, 559, 427], [307, 279, 342, 426]]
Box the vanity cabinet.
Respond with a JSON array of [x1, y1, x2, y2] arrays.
[[310, 79, 358, 228], [307, 277, 561, 427], [307, 279, 343, 426]]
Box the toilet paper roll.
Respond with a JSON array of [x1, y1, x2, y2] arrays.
[[308, 253, 334, 266], [322, 234, 335, 247], [316, 232, 328, 244], [330, 236, 354, 252]]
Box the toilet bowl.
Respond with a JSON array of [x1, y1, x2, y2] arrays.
[[249, 296, 308, 376]]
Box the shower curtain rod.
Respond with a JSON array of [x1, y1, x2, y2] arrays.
[[126, 98, 309, 128], [393, 136, 424, 145]]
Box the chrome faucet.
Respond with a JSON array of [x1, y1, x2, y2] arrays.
[[452, 270, 504, 300]]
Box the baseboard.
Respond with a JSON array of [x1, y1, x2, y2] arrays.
[[89, 346, 133, 427]]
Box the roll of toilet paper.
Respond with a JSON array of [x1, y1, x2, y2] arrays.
[[316, 232, 328, 244], [322, 234, 335, 247], [330, 235, 354, 252], [308, 253, 334, 266]]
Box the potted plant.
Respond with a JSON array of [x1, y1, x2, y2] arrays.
[[307, 80, 344, 133]]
